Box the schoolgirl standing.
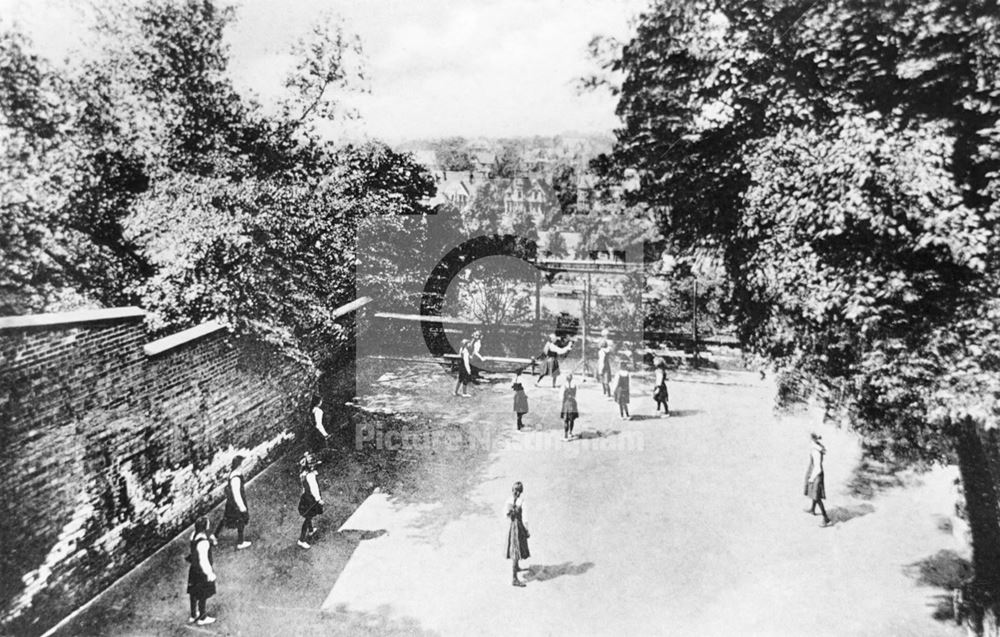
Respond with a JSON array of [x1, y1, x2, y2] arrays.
[[505, 481, 530, 587], [597, 331, 614, 397], [297, 452, 324, 549], [653, 358, 670, 417], [471, 330, 485, 380], [512, 371, 529, 431], [186, 517, 217, 625], [214, 455, 251, 549], [613, 363, 631, 420], [454, 339, 473, 397], [560, 373, 579, 440]]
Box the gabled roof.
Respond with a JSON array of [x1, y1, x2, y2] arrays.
[[439, 179, 471, 198], [472, 150, 497, 167]]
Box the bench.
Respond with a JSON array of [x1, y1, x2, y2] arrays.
[[443, 354, 537, 374]]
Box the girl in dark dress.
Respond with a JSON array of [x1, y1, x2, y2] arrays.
[[512, 372, 529, 430], [614, 364, 631, 420], [309, 395, 330, 453], [186, 517, 217, 625], [560, 373, 579, 440], [297, 452, 324, 549], [653, 358, 670, 417], [214, 455, 251, 549], [505, 481, 530, 587], [454, 339, 473, 397]]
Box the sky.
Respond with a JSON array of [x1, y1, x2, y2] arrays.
[[0, 0, 648, 142]]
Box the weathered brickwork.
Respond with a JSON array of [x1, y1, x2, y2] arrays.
[[0, 309, 312, 636]]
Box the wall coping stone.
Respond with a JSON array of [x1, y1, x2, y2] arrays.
[[0, 307, 146, 331], [143, 320, 228, 357]]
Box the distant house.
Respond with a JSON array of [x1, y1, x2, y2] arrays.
[[471, 150, 497, 176], [575, 173, 599, 211], [503, 176, 555, 216], [438, 171, 475, 208], [523, 148, 554, 172], [427, 170, 480, 209]]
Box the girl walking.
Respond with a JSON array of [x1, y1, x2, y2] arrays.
[[512, 371, 529, 431], [214, 455, 251, 549], [297, 452, 324, 548], [505, 481, 530, 587], [309, 395, 330, 453], [613, 364, 631, 420], [804, 433, 832, 527], [560, 373, 579, 440], [186, 517, 217, 625], [653, 358, 670, 417]]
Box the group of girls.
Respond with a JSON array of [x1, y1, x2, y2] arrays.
[[511, 333, 671, 439], [185, 399, 330, 625]]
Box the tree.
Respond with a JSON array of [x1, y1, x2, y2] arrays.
[[0, 29, 154, 313], [447, 258, 535, 328], [590, 270, 645, 340], [431, 136, 473, 171], [546, 231, 568, 258], [602, 0, 1000, 630], [1, 0, 434, 376], [551, 162, 578, 215], [492, 140, 523, 178]]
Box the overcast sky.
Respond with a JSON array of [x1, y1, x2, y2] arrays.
[[0, 0, 647, 142]]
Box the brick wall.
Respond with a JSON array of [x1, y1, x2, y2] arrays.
[[0, 309, 312, 636]]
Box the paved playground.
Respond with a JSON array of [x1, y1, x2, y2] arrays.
[[52, 360, 966, 636]]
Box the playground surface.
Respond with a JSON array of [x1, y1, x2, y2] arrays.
[[51, 359, 967, 636]]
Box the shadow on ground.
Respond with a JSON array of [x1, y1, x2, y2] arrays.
[[826, 503, 876, 524], [904, 549, 972, 623], [575, 430, 621, 440], [667, 409, 703, 418], [846, 452, 925, 500], [524, 561, 595, 582]]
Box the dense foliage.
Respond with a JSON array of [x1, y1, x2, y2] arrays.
[[0, 0, 433, 372], [601, 0, 1000, 627]]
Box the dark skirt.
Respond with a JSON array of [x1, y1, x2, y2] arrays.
[[513, 390, 529, 414], [309, 426, 328, 452], [506, 519, 530, 560], [187, 569, 216, 599], [805, 473, 826, 500], [543, 356, 560, 376], [458, 366, 472, 384], [221, 501, 249, 527], [560, 397, 578, 420], [653, 382, 668, 402], [298, 493, 324, 517], [614, 386, 630, 404], [599, 360, 612, 382]]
